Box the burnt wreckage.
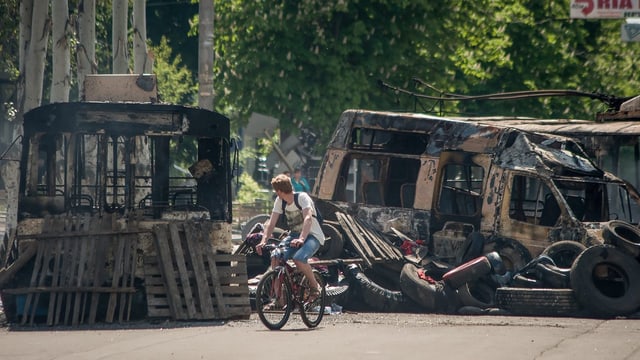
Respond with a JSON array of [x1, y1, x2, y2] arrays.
[[0, 97, 250, 325], [300, 106, 640, 317]]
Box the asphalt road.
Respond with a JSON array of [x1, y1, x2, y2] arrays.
[[1, 312, 639, 360]]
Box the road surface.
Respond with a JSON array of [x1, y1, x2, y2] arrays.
[[1, 311, 639, 360]]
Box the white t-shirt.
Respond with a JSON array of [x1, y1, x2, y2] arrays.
[[273, 192, 325, 245]]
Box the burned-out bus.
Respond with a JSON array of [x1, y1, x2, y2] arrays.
[[312, 109, 640, 268], [0, 76, 243, 325]]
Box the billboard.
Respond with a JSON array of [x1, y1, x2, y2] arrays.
[[570, 0, 640, 19]]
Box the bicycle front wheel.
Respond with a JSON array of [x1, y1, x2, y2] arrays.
[[299, 270, 327, 328], [256, 269, 293, 330]]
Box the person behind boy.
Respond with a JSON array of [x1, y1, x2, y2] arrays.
[[291, 167, 311, 193]]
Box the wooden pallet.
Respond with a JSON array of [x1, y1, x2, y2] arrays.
[[147, 221, 250, 320], [3, 214, 139, 326]]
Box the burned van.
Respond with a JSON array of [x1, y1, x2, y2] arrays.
[[0, 90, 247, 325], [313, 109, 640, 268]]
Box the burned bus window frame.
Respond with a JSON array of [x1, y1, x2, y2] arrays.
[[437, 163, 484, 216], [18, 102, 232, 223]]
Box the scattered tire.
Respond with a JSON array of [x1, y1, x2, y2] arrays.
[[602, 220, 640, 258], [442, 256, 492, 289], [345, 264, 421, 313], [240, 214, 271, 241], [456, 279, 496, 309], [570, 244, 640, 317], [541, 240, 587, 269], [496, 287, 581, 316], [535, 263, 570, 289], [456, 232, 485, 265], [399, 263, 451, 312], [485, 251, 507, 275], [318, 223, 345, 260], [486, 239, 532, 273]]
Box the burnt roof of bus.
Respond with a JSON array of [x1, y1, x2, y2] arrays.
[[467, 117, 640, 137], [22, 102, 230, 137], [330, 109, 604, 177]]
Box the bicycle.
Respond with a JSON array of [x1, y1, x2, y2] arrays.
[[255, 243, 327, 330]]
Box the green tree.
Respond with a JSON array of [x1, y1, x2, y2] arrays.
[[152, 36, 197, 105]]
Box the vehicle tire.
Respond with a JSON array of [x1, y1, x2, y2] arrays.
[[325, 279, 351, 306], [496, 288, 581, 316], [399, 263, 451, 312], [602, 220, 640, 258], [456, 232, 485, 265], [486, 239, 532, 273], [346, 264, 422, 313], [541, 240, 587, 269], [300, 270, 327, 328], [256, 269, 293, 330], [456, 279, 497, 309], [442, 256, 492, 289], [535, 263, 570, 289], [318, 224, 345, 260], [485, 251, 507, 275], [570, 244, 640, 317], [241, 214, 270, 242]]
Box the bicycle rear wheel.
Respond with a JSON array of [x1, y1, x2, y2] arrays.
[[256, 269, 293, 330], [299, 270, 327, 328]]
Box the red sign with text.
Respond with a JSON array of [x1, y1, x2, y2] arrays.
[[571, 0, 640, 18]]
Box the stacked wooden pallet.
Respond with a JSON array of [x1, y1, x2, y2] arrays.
[[146, 221, 250, 320]]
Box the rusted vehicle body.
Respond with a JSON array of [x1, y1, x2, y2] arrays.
[[313, 109, 640, 266], [0, 77, 246, 325]]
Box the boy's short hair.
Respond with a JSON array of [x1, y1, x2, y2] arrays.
[[271, 174, 293, 194]]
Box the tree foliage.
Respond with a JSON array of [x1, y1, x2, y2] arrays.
[[211, 0, 640, 144]]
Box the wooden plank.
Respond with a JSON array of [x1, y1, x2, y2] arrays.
[[198, 223, 226, 319], [21, 237, 46, 325], [168, 223, 197, 319], [105, 234, 125, 323], [88, 222, 109, 325], [3, 286, 135, 294], [336, 213, 373, 267], [183, 222, 214, 319], [344, 214, 377, 259], [72, 230, 89, 326], [63, 233, 81, 326], [357, 219, 403, 260], [153, 224, 186, 319], [118, 235, 137, 323], [46, 239, 64, 326]]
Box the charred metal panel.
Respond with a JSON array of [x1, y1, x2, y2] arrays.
[[414, 156, 437, 209], [316, 149, 347, 200]]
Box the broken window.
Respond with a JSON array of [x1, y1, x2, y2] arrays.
[[509, 175, 559, 226], [350, 128, 429, 155], [438, 164, 483, 216]]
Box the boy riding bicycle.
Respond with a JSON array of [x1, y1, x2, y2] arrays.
[[256, 174, 325, 302]]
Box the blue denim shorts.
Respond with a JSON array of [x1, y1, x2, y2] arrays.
[[271, 233, 321, 264]]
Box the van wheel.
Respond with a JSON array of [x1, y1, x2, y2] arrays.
[[571, 244, 640, 317], [541, 240, 586, 268], [486, 239, 532, 273], [318, 224, 345, 259]]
